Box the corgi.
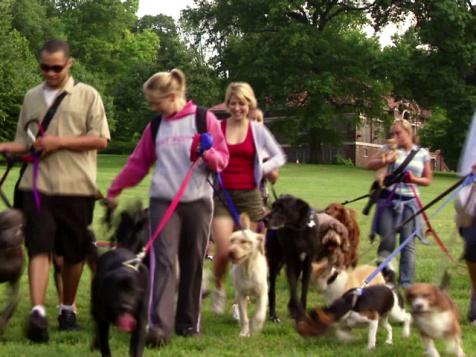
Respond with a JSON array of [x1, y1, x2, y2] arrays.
[[406, 283, 465, 357]]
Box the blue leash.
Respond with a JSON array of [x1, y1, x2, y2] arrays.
[[215, 173, 242, 229]]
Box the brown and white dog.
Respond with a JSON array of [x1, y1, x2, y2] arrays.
[[311, 259, 386, 304], [406, 284, 465, 357], [228, 214, 268, 337], [297, 285, 411, 350], [325, 203, 360, 267]]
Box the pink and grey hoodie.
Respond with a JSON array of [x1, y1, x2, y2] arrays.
[[107, 101, 229, 202]]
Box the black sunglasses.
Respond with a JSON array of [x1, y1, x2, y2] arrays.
[[40, 63, 67, 73]]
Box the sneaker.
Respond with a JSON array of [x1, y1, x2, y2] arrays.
[[176, 326, 199, 337], [26, 311, 49, 343], [231, 303, 240, 321], [58, 310, 80, 331], [146, 327, 169, 348], [212, 288, 226, 315]]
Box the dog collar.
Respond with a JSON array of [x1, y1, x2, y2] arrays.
[[307, 209, 317, 228], [326, 270, 339, 285]]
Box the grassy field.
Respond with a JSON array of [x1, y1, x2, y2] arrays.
[[0, 156, 474, 356]]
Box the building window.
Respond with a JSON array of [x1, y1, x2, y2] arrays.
[[363, 148, 369, 157]]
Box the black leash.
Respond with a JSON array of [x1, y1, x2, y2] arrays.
[[341, 193, 370, 205], [0, 153, 16, 208]]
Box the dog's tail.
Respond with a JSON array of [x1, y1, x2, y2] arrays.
[[295, 308, 335, 337]]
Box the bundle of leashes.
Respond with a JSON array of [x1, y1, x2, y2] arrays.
[[359, 172, 476, 292]]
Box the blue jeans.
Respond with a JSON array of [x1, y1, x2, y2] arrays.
[[460, 218, 476, 262], [376, 201, 417, 287]]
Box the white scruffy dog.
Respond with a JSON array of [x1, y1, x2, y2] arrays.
[[228, 214, 268, 337]]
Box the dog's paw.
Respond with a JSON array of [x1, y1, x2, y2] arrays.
[[385, 338, 393, 345], [270, 315, 281, 324], [336, 329, 356, 343], [239, 330, 250, 337], [250, 318, 265, 334]]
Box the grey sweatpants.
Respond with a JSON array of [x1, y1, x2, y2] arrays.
[[148, 197, 212, 339]]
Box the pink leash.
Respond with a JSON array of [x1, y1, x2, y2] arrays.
[[144, 159, 200, 253], [123, 158, 202, 271]]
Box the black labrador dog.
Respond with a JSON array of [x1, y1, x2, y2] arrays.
[[0, 209, 24, 331], [265, 195, 323, 322], [91, 206, 149, 357]]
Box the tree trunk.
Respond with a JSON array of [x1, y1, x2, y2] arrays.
[[308, 127, 322, 163]]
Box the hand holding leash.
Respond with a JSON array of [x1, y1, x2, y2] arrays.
[[190, 133, 213, 162]]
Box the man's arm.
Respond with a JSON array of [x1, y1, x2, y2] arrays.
[[33, 135, 108, 154], [0, 142, 29, 154]]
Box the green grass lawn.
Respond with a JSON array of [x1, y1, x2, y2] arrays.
[[0, 157, 474, 356]]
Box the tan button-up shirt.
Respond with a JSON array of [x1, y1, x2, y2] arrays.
[[14, 76, 110, 196]]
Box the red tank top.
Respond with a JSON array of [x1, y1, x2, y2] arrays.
[[221, 120, 256, 190]]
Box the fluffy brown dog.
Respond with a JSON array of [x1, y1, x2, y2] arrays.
[[0, 209, 24, 330], [406, 284, 465, 357], [325, 203, 360, 267]]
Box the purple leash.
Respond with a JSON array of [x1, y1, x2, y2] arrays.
[[32, 153, 41, 210]]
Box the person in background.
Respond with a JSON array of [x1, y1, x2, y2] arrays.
[[367, 118, 432, 288], [248, 108, 264, 124], [456, 111, 476, 325], [106, 69, 228, 347], [248, 107, 279, 208], [211, 82, 286, 314], [0, 39, 109, 342]]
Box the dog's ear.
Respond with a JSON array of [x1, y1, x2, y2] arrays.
[[239, 213, 251, 230], [255, 233, 265, 255], [296, 198, 311, 226]]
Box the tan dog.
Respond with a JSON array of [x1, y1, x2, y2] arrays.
[[406, 284, 465, 357], [228, 214, 268, 337], [375, 138, 397, 186], [311, 259, 386, 304], [325, 203, 360, 267]]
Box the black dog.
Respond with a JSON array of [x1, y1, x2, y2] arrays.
[[265, 195, 323, 322], [91, 207, 149, 357], [0, 209, 24, 331]]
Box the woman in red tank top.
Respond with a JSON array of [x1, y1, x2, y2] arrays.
[[211, 82, 286, 316]]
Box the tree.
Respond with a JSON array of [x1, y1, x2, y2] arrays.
[[0, 0, 40, 141], [372, 0, 476, 168], [183, 0, 392, 162], [10, 0, 66, 53]]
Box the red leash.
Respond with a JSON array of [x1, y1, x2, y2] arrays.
[[407, 178, 455, 262]]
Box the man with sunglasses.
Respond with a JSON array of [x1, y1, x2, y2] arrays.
[[0, 39, 110, 342]]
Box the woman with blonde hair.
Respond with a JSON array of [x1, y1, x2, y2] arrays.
[[107, 69, 229, 346], [367, 118, 432, 288], [211, 82, 286, 314]]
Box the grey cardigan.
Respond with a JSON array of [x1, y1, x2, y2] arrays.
[[249, 121, 286, 185]]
